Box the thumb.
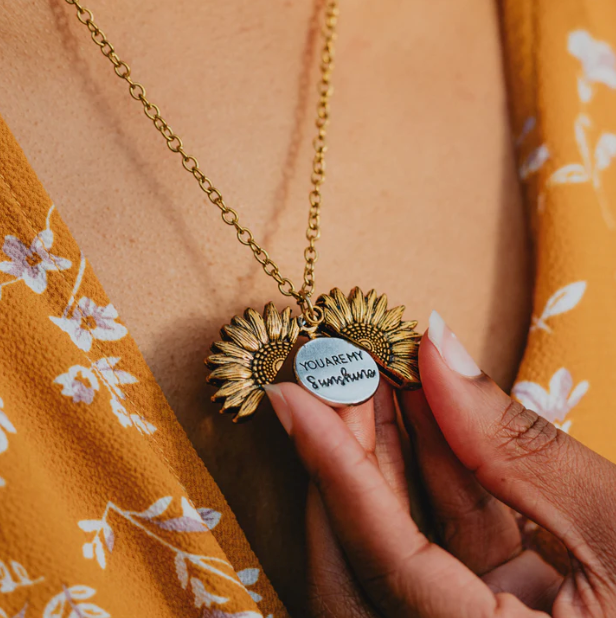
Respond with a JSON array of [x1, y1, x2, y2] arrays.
[[420, 311, 616, 573]]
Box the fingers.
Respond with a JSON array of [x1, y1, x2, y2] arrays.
[[306, 485, 378, 618], [373, 382, 410, 508], [305, 397, 378, 617], [266, 382, 513, 618], [336, 395, 376, 454], [305, 384, 409, 616], [399, 388, 522, 575], [420, 311, 616, 581], [482, 551, 562, 614]]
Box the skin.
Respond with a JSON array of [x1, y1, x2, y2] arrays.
[[0, 0, 532, 610], [266, 326, 616, 617]]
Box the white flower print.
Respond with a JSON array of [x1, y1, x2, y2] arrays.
[[52, 356, 153, 433], [519, 144, 550, 180], [48, 251, 155, 434], [531, 281, 586, 333], [109, 397, 133, 428], [554, 419, 573, 434], [544, 115, 616, 227], [594, 132, 616, 170], [515, 116, 536, 146], [0, 607, 27, 618], [0, 398, 16, 488], [190, 577, 229, 610], [512, 368, 589, 425], [80, 497, 246, 610], [93, 357, 137, 400], [110, 397, 156, 435], [43, 585, 109, 618], [0, 398, 16, 456], [53, 366, 100, 404], [197, 507, 222, 531], [50, 297, 127, 352], [0, 559, 43, 594], [0, 229, 71, 297], [569, 30, 616, 102], [516, 116, 550, 180], [237, 568, 263, 603]]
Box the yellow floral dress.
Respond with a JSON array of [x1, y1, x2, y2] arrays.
[[0, 1, 615, 615], [0, 120, 286, 618]]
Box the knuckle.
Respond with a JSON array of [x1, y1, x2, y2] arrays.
[[493, 592, 530, 616], [494, 399, 564, 463]]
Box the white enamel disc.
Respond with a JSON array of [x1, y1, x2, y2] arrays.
[[294, 337, 380, 407]]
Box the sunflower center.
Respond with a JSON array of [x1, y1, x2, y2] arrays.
[[341, 323, 390, 363], [252, 341, 293, 385]]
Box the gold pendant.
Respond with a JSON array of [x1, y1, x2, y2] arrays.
[[205, 287, 421, 422]]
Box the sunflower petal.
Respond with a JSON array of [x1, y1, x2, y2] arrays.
[[234, 388, 266, 422], [232, 315, 253, 333], [364, 289, 378, 315], [212, 341, 254, 362], [245, 308, 269, 345], [387, 326, 418, 344], [223, 324, 261, 352], [391, 341, 419, 357], [209, 364, 253, 382], [287, 316, 300, 343], [390, 362, 420, 383], [390, 359, 416, 376], [265, 302, 283, 341], [371, 294, 388, 326], [207, 354, 252, 368], [212, 379, 255, 401], [222, 385, 258, 411], [318, 294, 346, 331], [349, 287, 366, 324], [280, 307, 291, 340], [331, 288, 353, 324], [379, 305, 405, 331]]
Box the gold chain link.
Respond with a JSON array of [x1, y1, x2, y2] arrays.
[[63, 0, 337, 320]]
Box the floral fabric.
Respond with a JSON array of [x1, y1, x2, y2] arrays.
[[1, 1, 616, 615], [0, 118, 286, 618], [500, 0, 616, 564], [502, 0, 616, 457]]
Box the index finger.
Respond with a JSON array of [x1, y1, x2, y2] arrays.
[[265, 383, 533, 618]]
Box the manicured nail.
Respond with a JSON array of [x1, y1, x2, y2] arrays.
[[264, 384, 293, 434], [428, 310, 482, 377]]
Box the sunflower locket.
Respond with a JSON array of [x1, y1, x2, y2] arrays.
[[206, 287, 421, 422]]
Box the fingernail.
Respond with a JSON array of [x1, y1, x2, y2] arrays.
[[428, 310, 482, 377], [264, 384, 293, 434]]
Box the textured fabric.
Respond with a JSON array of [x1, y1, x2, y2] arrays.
[[501, 0, 616, 568], [1, 1, 616, 615], [503, 0, 616, 456], [0, 117, 286, 617]]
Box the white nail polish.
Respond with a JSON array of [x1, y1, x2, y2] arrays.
[[427, 310, 446, 354], [428, 310, 482, 377]]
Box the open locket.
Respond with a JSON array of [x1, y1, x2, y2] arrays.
[[205, 287, 421, 422]]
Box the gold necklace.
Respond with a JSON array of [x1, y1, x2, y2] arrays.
[[65, 0, 421, 422]]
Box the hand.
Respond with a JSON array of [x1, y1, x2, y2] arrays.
[[265, 311, 616, 617]]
